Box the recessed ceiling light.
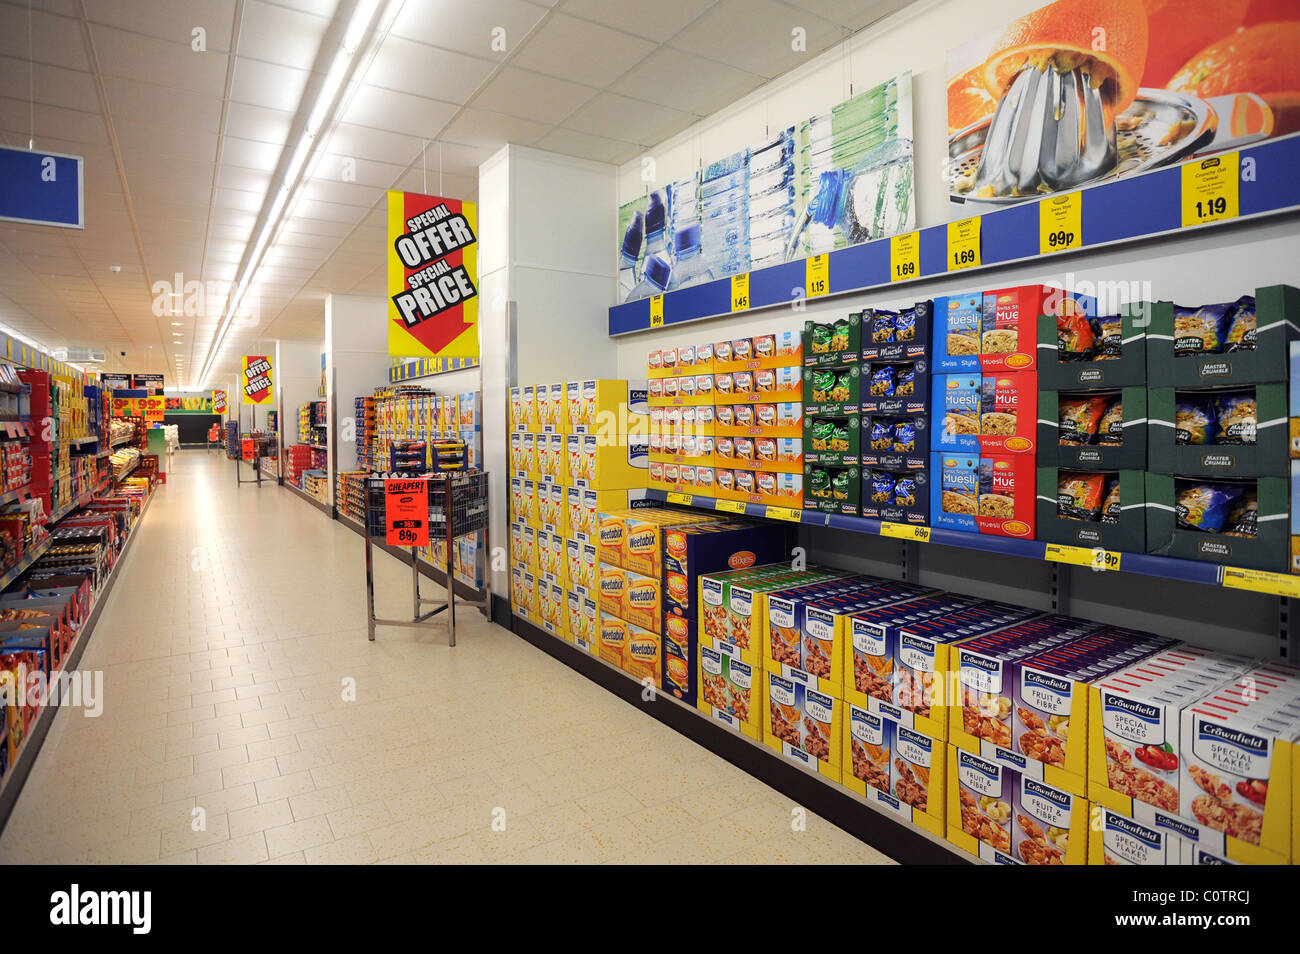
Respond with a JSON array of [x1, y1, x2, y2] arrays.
[[171, 321, 182, 326]]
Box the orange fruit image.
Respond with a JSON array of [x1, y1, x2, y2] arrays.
[[948, 65, 997, 134], [1244, 0, 1300, 27], [983, 0, 1150, 115], [1140, 0, 1249, 89], [1169, 22, 1300, 134]]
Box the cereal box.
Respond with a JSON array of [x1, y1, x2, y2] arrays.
[[598, 610, 629, 668], [566, 379, 649, 433], [846, 593, 1039, 738], [598, 563, 627, 618], [980, 285, 1096, 373], [1088, 808, 1181, 865], [932, 292, 982, 372], [698, 646, 761, 740], [948, 747, 1090, 864], [573, 594, 598, 652], [843, 705, 946, 837], [932, 372, 1037, 456], [700, 566, 847, 665], [762, 673, 842, 780], [624, 567, 662, 633], [624, 623, 660, 687]]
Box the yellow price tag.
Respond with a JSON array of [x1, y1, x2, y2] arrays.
[[1221, 566, 1300, 598], [731, 272, 750, 312], [947, 216, 981, 271], [880, 522, 931, 543], [765, 506, 803, 522], [889, 231, 919, 282], [1044, 544, 1121, 572], [649, 294, 664, 327], [715, 499, 747, 514], [666, 491, 692, 506], [805, 254, 829, 298], [1182, 152, 1239, 228], [1039, 192, 1082, 254]]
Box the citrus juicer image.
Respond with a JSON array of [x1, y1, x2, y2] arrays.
[[948, 0, 1287, 209]]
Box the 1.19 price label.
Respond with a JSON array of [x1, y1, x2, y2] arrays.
[[1181, 152, 1239, 228]]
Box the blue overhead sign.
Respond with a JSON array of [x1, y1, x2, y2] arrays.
[[0, 146, 83, 229]]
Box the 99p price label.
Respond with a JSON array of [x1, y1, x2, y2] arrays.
[[1039, 192, 1081, 255]]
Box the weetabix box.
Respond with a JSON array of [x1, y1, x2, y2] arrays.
[[948, 747, 1090, 865], [843, 705, 946, 837], [763, 674, 842, 780], [698, 646, 761, 740], [598, 563, 626, 618], [624, 567, 662, 633], [598, 610, 629, 668], [624, 623, 660, 687]]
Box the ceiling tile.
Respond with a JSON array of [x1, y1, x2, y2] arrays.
[[670, 0, 843, 79], [563, 91, 691, 146], [510, 13, 654, 88], [340, 84, 458, 139], [221, 135, 284, 172], [82, 0, 237, 52], [326, 121, 422, 166], [609, 46, 763, 116], [362, 37, 496, 105], [389, 0, 550, 58], [0, 7, 90, 71], [472, 67, 596, 126], [778, 0, 913, 31], [238, 0, 331, 69], [114, 117, 218, 162], [534, 126, 639, 165], [102, 75, 223, 129], [561, 0, 716, 43], [90, 24, 229, 95], [440, 108, 548, 151], [230, 56, 309, 112], [0, 57, 101, 112]]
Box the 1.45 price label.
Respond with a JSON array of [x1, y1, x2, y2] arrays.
[[889, 231, 919, 282], [1040, 192, 1081, 254], [730, 272, 750, 312], [947, 216, 981, 271], [1182, 152, 1239, 228]]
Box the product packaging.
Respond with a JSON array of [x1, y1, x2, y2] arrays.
[[842, 705, 946, 836], [1146, 287, 1298, 388], [1036, 468, 1146, 553], [1038, 388, 1146, 470], [1145, 473, 1287, 571], [762, 673, 842, 779], [1148, 385, 1287, 478]]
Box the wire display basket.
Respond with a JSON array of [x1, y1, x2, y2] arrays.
[[364, 471, 489, 539]]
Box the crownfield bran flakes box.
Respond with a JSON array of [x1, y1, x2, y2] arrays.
[[842, 705, 946, 837], [763, 674, 842, 780]]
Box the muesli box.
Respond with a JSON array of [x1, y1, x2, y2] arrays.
[[842, 705, 946, 837], [948, 747, 1090, 864], [763, 673, 842, 780], [698, 646, 761, 740]]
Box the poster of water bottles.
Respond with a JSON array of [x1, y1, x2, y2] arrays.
[[618, 72, 915, 303]]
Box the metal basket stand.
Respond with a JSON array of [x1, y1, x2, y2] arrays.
[[363, 472, 491, 646]]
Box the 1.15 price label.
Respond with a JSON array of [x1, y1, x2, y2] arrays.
[[1182, 153, 1239, 228], [1040, 192, 1081, 254], [947, 216, 981, 271], [890, 231, 919, 282], [805, 254, 829, 298]]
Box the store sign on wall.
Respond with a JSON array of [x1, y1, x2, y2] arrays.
[[101, 373, 131, 391], [386, 190, 479, 360], [385, 478, 430, 546], [241, 355, 274, 405], [133, 373, 164, 394], [212, 390, 227, 414]]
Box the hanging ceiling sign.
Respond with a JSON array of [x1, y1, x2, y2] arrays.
[[386, 190, 479, 360], [0, 145, 83, 229], [241, 355, 274, 405], [132, 373, 164, 394], [101, 373, 132, 392], [212, 390, 228, 414]]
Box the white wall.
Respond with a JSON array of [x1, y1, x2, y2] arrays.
[[325, 294, 394, 499], [276, 338, 324, 450]]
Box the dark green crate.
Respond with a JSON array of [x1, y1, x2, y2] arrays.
[[1148, 384, 1288, 477], [1036, 467, 1145, 552], [1145, 472, 1287, 571], [1038, 388, 1147, 470]]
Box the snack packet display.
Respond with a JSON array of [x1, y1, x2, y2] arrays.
[[1174, 395, 1216, 445], [1057, 471, 1107, 522], [1172, 302, 1233, 357], [1058, 395, 1108, 445], [1214, 392, 1257, 445], [1175, 481, 1245, 533]]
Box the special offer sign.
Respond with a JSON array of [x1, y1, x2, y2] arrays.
[[386, 190, 479, 360], [212, 389, 227, 414], [241, 355, 273, 405]]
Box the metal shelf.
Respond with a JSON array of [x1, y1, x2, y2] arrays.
[[0, 534, 52, 592], [609, 133, 1300, 335], [644, 488, 1272, 595], [0, 484, 31, 506]]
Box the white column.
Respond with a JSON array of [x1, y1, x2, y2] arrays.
[[325, 294, 392, 498]]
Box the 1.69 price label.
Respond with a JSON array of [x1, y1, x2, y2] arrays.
[[890, 231, 919, 282], [947, 216, 981, 271]]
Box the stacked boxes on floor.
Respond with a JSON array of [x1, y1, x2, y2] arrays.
[[852, 303, 932, 522], [509, 379, 649, 642], [285, 445, 314, 488], [1087, 649, 1300, 865], [931, 286, 1095, 540]]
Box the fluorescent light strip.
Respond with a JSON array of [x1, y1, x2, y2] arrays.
[[197, 0, 381, 389]]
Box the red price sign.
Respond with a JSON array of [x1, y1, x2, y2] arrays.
[[142, 395, 165, 421], [241, 438, 254, 461], [385, 478, 429, 547]]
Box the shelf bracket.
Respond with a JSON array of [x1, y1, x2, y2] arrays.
[[1051, 564, 1071, 616], [1281, 597, 1293, 662], [900, 540, 919, 583]]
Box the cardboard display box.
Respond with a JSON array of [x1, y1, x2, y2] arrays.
[[860, 412, 928, 471], [804, 413, 860, 467], [698, 646, 761, 740], [932, 371, 1038, 456], [1149, 384, 1288, 478], [804, 363, 860, 416], [803, 462, 860, 515], [1146, 473, 1287, 571], [762, 673, 842, 780], [861, 467, 930, 526], [1146, 286, 1299, 388], [1036, 306, 1149, 391], [930, 452, 1036, 539], [804, 314, 862, 366], [1036, 468, 1147, 554], [1038, 388, 1147, 471], [861, 301, 932, 362], [859, 356, 929, 417], [842, 705, 946, 837]]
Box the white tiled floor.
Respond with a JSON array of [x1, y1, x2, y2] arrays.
[[0, 451, 895, 865]]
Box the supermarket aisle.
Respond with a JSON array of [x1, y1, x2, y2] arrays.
[[0, 452, 891, 865]]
